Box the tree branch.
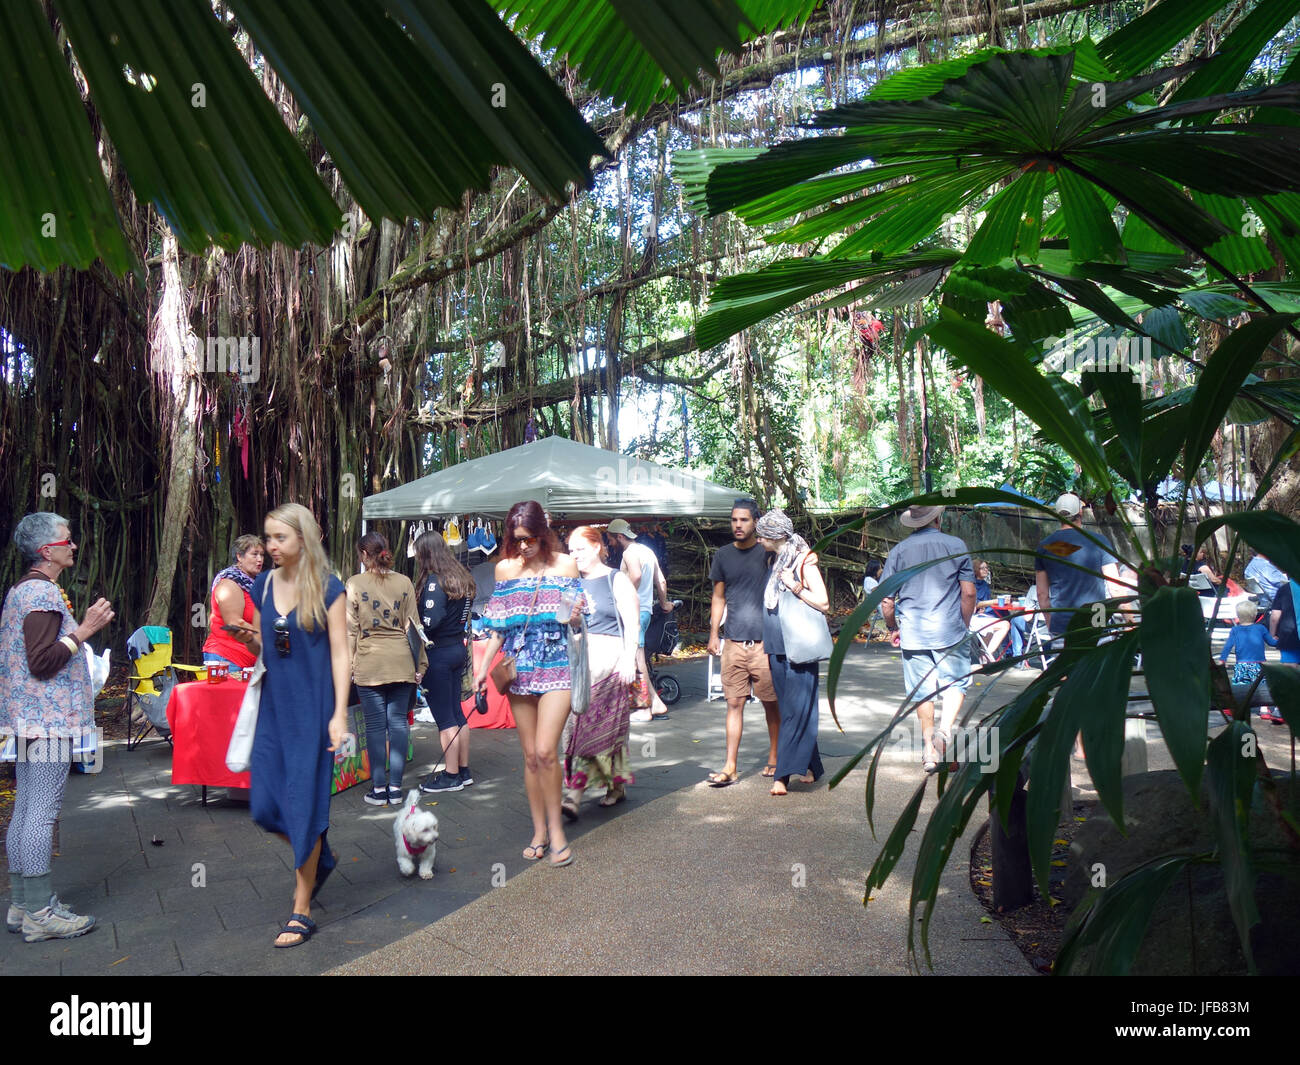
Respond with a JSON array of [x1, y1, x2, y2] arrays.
[[414, 333, 702, 428]]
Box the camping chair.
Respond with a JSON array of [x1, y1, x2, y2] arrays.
[[1022, 603, 1053, 670], [125, 626, 204, 750]]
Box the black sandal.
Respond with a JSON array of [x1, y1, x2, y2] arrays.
[[274, 913, 316, 948]]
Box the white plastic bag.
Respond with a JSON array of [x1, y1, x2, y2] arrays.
[[85, 644, 111, 695]]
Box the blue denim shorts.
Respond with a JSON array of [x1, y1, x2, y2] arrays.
[[901, 636, 972, 703]]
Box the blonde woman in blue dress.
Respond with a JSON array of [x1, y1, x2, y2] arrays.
[[474, 501, 582, 868]]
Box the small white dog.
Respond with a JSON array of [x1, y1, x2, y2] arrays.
[[393, 789, 438, 880]]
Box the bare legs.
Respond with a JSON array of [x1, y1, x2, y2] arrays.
[[918, 689, 966, 767], [438, 725, 469, 776], [511, 690, 572, 863], [274, 833, 322, 946], [719, 696, 780, 779]]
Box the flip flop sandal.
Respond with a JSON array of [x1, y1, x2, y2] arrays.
[[761, 764, 777, 777], [522, 841, 548, 860], [548, 844, 574, 868], [274, 913, 316, 948], [707, 771, 739, 788], [598, 787, 626, 807]]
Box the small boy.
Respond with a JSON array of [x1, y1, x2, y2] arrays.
[[1220, 600, 1281, 722]]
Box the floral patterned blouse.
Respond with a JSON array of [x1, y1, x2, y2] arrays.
[[0, 578, 93, 738]]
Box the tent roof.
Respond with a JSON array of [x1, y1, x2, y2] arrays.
[[361, 437, 744, 521], [974, 483, 1046, 508]]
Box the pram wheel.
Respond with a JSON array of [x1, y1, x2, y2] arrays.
[[654, 673, 681, 705]]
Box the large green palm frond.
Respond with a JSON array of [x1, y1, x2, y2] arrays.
[[678, 43, 1300, 347], [1, 0, 819, 273], [493, 0, 818, 114]]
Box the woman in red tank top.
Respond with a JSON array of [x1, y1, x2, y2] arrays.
[[203, 534, 264, 668]]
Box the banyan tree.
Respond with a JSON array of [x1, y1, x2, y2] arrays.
[[0, 0, 1256, 646]]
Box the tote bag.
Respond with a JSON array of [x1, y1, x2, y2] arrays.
[[226, 578, 272, 773], [568, 614, 590, 717], [778, 556, 833, 664]]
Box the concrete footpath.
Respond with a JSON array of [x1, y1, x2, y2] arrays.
[[2, 643, 1042, 976]]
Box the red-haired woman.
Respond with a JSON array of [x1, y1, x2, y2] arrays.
[[474, 501, 582, 867], [561, 526, 639, 818]]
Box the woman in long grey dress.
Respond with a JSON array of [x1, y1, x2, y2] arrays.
[[756, 511, 827, 797]]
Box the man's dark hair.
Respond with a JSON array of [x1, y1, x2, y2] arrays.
[[732, 498, 760, 521]]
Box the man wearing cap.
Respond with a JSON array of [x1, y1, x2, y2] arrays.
[[1034, 493, 1122, 645], [706, 500, 780, 785], [880, 506, 977, 773], [608, 519, 675, 721]]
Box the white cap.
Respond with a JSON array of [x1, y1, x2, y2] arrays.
[[1054, 493, 1083, 519]]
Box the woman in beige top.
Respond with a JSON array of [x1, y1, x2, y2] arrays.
[[345, 532, 426, 806]]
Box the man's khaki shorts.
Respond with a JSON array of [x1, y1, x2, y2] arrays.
[[721, 640, 777, 704]]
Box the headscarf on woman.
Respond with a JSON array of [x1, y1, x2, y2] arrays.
[[756, 510, 810, 609]]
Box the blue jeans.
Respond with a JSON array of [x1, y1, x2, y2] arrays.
[[1008, 615, 1027, 658], [203, 652, 240, 668], [357, 683, 414, 791]]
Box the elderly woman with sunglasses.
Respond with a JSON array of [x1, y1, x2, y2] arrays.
[[226, 503, 350, 948], [1, 513, 114, 941]]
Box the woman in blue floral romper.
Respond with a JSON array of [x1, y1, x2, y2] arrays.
[[475, 501, 583, 867]]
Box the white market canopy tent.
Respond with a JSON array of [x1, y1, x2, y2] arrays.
[[361, 436, 743, 521]]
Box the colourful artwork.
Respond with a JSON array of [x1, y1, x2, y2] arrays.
[[330, 704, 416, 795]]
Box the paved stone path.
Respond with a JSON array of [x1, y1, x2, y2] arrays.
[[7, 639, 1269, 976]]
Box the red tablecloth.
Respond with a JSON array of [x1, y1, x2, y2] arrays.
[[167, 679, 252, 789], [464, 642, 515, 729]]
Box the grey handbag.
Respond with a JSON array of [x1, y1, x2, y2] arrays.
[[778, 557, 833, 664], [568, 615, 590, 716]]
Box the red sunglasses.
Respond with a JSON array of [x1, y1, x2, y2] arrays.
[[41, 539, 73, 550]]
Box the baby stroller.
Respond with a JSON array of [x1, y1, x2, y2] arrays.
[[643, 602, 682, 705]]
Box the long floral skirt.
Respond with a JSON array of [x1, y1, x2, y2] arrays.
[[562, 632, 633, 801]]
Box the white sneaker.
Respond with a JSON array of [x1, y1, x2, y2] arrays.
[[6, 904, 24, 934], [22, 896, 95, 942]]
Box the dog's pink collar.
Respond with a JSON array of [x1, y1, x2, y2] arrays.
[[403, 836, 429, 857]]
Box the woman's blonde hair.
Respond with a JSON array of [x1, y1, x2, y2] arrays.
[[267, 503, 332, 632]]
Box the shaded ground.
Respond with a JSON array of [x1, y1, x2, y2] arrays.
[[0, 665, 132, 859], [969, 798, 1097, 976], [0, 642, 1031, 976]]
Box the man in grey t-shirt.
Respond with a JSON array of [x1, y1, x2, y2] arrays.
[[881, 506, 976, 774], [705, 500, 779, 785]]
